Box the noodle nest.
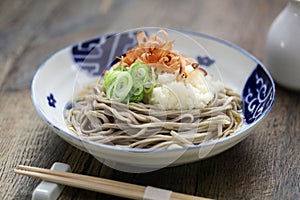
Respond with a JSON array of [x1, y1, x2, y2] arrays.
[[65, 82, 243, 150]]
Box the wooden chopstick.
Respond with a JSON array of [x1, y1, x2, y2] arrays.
[[14, 165, 212, 200]]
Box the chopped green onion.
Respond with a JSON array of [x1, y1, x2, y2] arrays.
[[129, 63, 149, 83], [103, 70, 118, 88], [105, 71, 133, 102], [143, 80, 154, 95], [103, 62, 157, 103], [130, 78, 144, 102]]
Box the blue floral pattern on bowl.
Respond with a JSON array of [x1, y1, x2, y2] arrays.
[[197, 55, 215, 67], [242, 64, 275, 124], [72, 32, 138, 76], [47, 93, 56, 108]]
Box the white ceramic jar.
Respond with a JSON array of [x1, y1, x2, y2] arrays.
[[266, 0, 300, 90]]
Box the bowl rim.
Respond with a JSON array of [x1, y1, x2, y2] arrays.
[[31, 29, 276, 154]]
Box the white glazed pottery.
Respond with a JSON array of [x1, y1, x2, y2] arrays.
[[266, 0, 300, 90], [31, 27, 275, 173]]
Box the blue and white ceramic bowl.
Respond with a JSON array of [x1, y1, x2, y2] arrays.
[[31, 28, 275, 172]]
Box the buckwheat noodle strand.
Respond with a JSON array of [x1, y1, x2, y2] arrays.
[[65, 82, 243, 149]]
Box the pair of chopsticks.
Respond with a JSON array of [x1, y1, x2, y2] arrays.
[[14, 165, 212, 200]]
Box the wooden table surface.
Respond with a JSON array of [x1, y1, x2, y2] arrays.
[[1, 0, 300, 199]]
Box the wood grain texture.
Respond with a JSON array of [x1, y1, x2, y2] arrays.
[[1, 0, 300, 199]]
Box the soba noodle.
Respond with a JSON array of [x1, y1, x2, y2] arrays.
[[65, 82, 243, 149]]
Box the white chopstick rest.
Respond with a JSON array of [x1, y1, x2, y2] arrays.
[[32, 162, 71, 200], [143, 186, 172, 200]]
